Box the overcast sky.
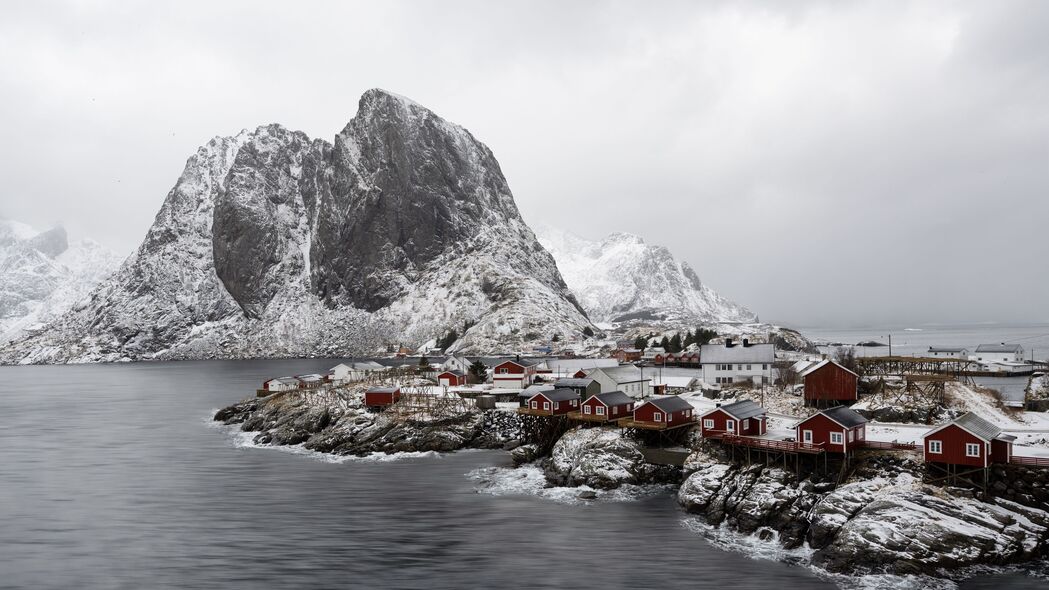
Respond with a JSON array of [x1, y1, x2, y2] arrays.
[[1, 1, 1046, 328]]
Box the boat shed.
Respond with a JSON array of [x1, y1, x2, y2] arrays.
[[923, 412, 1015, 468], [795, 406, 867, 453], [700, 399, 768, 437], [800, 359, 859, 406], [364, 386, 401, 409]]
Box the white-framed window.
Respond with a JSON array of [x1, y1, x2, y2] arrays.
[[531, 401, 537, 409], [543, 401, 551, 411], [703, 419, 714, 429], [627, 404, 633, 412], [802, 430, 813, 443], [763, 364, 768, 370], [498, 368, 509, 374], [830, 432, 844, 444], [848, 430, 854, 442], [612, 407, 618, 415], [966, 443, 980, 457], [737, 364, 743, 370], [743, 419, 750, 430], [929, 440, 942, 454], [726, 419, 736, 432], [596, 406, 605, 415], [583, 405, 592, 415], [653, 412, 663, 422], [746, 364, 752, 370]]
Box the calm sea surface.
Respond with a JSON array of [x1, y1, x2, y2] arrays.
[[0, 359, 1044, 589]]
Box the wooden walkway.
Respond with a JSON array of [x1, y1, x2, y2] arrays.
[[618, 419, 696, 431], [713, 433, 826, 455], [566, 411, 620, 424], [859, 440, 918, 451]]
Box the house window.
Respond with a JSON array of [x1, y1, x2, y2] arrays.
[[703, 419, 714, 429], [596, 406, 605, 415], [653, 412, 663, 422], [726, 419, 736, 432], [743, 419, 750, 430], [612, 407, 618, 415], [531, 401, 538, 409], [737, 364, 743, 370], [543, 401, 551, 411], [746, 364, 752, 371], [928, 440, 942, 454], [830, 432, 844, 444], [584, 405, 592, 415], [848, 430, 854, 442], [498, 368, 508, 374], [763, 364, 768, 370], [966, 443, 980, 457]]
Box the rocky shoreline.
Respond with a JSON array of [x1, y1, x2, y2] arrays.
[[215, 389, 1049, 581]]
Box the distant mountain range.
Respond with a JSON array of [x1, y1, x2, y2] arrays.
[[0, 90, 771, 364], [0, 220, 123, 344], [535, 225, 755, 327]]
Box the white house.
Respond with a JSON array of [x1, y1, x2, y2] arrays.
[[651, 375, 698, 393], [262, 376, 300, 392], [587, 365, 651, 399], [974, 344, 1025, 363], [441, 356, 472, 374], [700, 339, 775, 386], [329, 361, 386, 383], [926, 347, 969, 359], [538, 358, 619, 379]]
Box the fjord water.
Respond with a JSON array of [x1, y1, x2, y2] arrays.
[[0, 360, 1041, 589]]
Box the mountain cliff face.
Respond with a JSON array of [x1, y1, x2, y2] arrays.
[[1, 90, 591, 363], [535, 226, 755, 326], [0, 221, 123, 344]]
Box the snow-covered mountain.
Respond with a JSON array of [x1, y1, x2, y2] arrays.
[[535, 225, 755, 326], [0, 90, 593, 363], [0, 220, 124, 344]]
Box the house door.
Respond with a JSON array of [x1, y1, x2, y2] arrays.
[[726, 420, 735, 433], [802, 430, 812, 444]]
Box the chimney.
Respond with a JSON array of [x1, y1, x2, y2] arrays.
[[725, 338, 734, 348], [742, 338, 750, 347], [515, 354, 521, 362], [715, 402, 722, 408]]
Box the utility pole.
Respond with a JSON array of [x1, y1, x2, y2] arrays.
[[888, 334, 892, 358]]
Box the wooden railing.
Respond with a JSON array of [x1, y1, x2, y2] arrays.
[[718, 434, 825, 454], [860, 440, 918, 451], [1010, 455, 1049, 467]]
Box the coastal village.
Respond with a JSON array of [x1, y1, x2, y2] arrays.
[[253, 335, 1049, 490], [219, 332, 1049, 578]]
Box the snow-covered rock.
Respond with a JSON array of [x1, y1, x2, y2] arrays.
[[535, 225, 754, 325], [1, 89, 594, 363], [678, 450, 1049, 576], [544, 427, 652, 489], [0, 220, 123, 344]]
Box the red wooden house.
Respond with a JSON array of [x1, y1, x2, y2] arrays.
[[700, 399, 767, 438], [580, 391, 634, 422], [614, 348, 642, 363], [493, 358, 540, 389], [437, 370, 466, 387], [364, 386, 401, 409], [572, 369, 588, 378], [631, 396, 695, 428], [800, 360, 859, 406], [795, 406, 867, 453], [523, 388, 581, 416], [923, 412, 1015, 468]]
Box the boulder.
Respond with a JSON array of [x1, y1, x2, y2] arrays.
[[544, 427, 653, 489]]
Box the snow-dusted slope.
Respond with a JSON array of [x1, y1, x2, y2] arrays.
[[535, 225, 755, 325], [0, 90, 593, 363], [0, 221, 123, 344]]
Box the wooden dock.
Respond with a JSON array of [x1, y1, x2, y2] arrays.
[[618, 418, 696, 431], [714, 433, 826, 455], [566, 411, 619, 424]]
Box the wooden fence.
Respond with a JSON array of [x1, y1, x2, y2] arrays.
[[860, 440, 918, 451], [1010, 455, 1049, 467]]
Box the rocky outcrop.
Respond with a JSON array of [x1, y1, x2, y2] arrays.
[[678, 450, 1049, 577], [543, 427, 679, 489], [215, 387, 525, 456], [2, 89, 594, 364]]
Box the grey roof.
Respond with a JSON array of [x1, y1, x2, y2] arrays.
[[700, 343, 775, 364], [496, 358, 543, 368], [798, 359, 858, 378], [591, 365, 646, 383], [366, 386, 400, 394], [554, 378, 596, 388], [589, 391, 634, 406], [440, 369, 465, 377], [926, 412, 1009, 442], [819, 406, 868, 428], [975, 344, 1022, 353], [519, 384, 555, 398], [718, 399, 767, 420], [645, 396, 693, 413], [928, 346, 968, 353], [532, 388, 580, 402]]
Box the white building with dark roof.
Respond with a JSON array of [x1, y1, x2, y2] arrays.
[[700, 339, 775, 386], [586, 365, 651, 399], [926, 346, 969, 359]]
